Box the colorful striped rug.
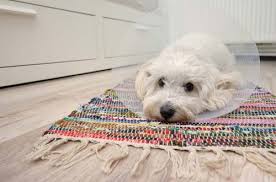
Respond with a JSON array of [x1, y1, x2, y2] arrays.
[[28, 80, 276, 178]]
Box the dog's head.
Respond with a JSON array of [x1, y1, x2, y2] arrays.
[[135, 50, 241, 122]]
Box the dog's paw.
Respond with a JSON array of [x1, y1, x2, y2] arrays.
[[205, 90, 233, 111]]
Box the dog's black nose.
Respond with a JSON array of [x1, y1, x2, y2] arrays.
[[160, 104, 175, 120]]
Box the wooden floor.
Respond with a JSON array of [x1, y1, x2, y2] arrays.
[[0, 67, 137, 143], [0, 65, 276, 182]]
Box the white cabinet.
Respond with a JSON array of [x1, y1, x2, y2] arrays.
[[107, 0, 159, 12], [0, 0, 168, 87]]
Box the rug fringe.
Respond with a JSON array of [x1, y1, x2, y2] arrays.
[[185, 148, 201, 180], [96, 144, 129, 174], [259, 150, 276, 165], [152, 150, 170, 175], [242, 150, 276, 176], [130, 146, 151, 176], [27, 136, 276, 178], [50, 139, 89, 167], [166, 147, 185, 178], [152, 147, 201, 180], [27, 137, 68, 161], [202, 148, 231, 178], [61, 142, 107, 169]]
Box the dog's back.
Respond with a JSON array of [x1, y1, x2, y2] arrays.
[[162, 33, 235, 72]]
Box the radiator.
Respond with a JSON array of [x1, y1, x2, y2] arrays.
[[206, 0, 276, 44], [206, 0, 276, 56], [169, 0, 276, 56]]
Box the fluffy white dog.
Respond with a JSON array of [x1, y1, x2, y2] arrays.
[[135, 33, 242, 122]]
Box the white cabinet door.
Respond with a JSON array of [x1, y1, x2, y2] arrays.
[[0, 1, 97, 67], [103, 18, 166, 58]]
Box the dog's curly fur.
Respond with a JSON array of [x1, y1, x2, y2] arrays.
[[135, 33, 242, 122]]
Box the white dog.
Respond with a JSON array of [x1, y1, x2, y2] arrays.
[[135, 33, 242, 122]]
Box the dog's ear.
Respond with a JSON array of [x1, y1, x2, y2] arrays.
[[135, 60, 154, 100], [204, 71, 242, 111], [215, 71, 242, 90]]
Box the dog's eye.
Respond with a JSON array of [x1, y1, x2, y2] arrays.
[[184, 82, 194, 92], [158, 78, 165, 87]]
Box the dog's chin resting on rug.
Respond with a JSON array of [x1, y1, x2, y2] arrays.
[[135, 33, 243, 122]]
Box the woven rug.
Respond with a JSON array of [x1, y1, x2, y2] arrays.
[[28, 80, 276, 178]]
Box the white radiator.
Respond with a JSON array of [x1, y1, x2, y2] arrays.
[[205, 0, 276, 44], [168, 0, 276, 56]]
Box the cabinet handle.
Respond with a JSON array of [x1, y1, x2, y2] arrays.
[[0, 4, 37, 16], [135, 24, 151, 31]]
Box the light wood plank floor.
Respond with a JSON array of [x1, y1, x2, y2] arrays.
[[0, 65, 276, 182], [0, 67, 137, 143]]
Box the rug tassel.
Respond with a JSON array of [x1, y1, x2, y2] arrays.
[[166, 148, 185, 179], [130, 146, 151, 176], [27, 138, 68, 161], [242, 150, 276, 176], [185, 148, 201, 180], [152, 148, 201, 180], [152, 151, 170, 175], [259, 150, 276, 165], [32, 135, 55, 149], [97, 144, 129, 174], [61, 142, 107, 169], [51, 140, 89, 167], [203, 148, 231, 178]]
